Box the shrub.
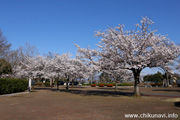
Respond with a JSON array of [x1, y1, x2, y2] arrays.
[[173, 83, 177, 86], [103, 83, 108, 86], [109, 83, 116, 86], [107, 84, 113, 87], [150, 83, 156, 86], [82, 83, 91, 86], [38, 83, 42, 85], [91, 84, 96, 87], [44, 82, 50, 87], [98, 83, 115, 86], [54, 81, 57, 85], [44, 82, 54, 87], [97, 83, 106, 86], [99, 84, 104, 87], [0, 78, 28, 95], [35, 82, 42, 85], [118, 83, 133, 86], [156, 83, 163, 86], [151, 83, 163, 87]]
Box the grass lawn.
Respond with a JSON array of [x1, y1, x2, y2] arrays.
[[0, 86, 179, 120]]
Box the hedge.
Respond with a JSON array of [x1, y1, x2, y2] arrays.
[[44, 82, 55, 87], [91, 84, 96, 87], [97, 83, 133, 86], [82, 83, 91, 86], [0, 78, 28, 95], [97, 83, 116, 86], [83, 83, 133, 86], [107, 84, 113, 87], [150, 83, 163, 87], [118, 83, 133, 86], [98, 84, 105, 87]]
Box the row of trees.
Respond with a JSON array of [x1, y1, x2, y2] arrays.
[[14, 53, 93, 91], [144, 72, 180, 83], [143, 72, 165, 83], [0, 17, 180, 96], [0, 30, 12, 76]]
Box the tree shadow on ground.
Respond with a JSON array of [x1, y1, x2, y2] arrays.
[[64, 90, 134, 97], [34, 87, 86, 91], [174, 102, 180, 107], [30, 90, 38, 92], [97, 87, 132, 91], [34, 87, 54, 90], [34, 87, 134, 97], [34, 86, 85, 89], [153, 89, 180, 92]]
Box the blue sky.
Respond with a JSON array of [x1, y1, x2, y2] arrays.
[[0, 0, 180, 75]]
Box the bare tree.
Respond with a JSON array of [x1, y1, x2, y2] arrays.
[[6, 43, 39, 75], [18, 42, 39, 57], [0, 29, 11, 58]]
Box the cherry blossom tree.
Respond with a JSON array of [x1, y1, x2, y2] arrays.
[[12, 55, 51, 91], [76, 17, 180, 96], [75, 44, 100, 84], [76, 44, 133, 89], [68, 58, 91, 87], [98, 52, 133, 89], [48, 53, 90, 91], [176, 56, 180, 71], [12, 52, 91, 92], [51, 53, 72, 91]]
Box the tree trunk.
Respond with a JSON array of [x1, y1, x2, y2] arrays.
[[91, 74, 92, 85], [57, 85, 59, 90], [72, 79, 74, 88], [115, 80, 118, 90], [57, 79, 59, 90], [164, 73, 169, 87], [163, 79, 166, 87], [50, 78, 53, 88], [132, 69, 141, 97], [166, 73, 169, 87], [66, 78, 69, 92]]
